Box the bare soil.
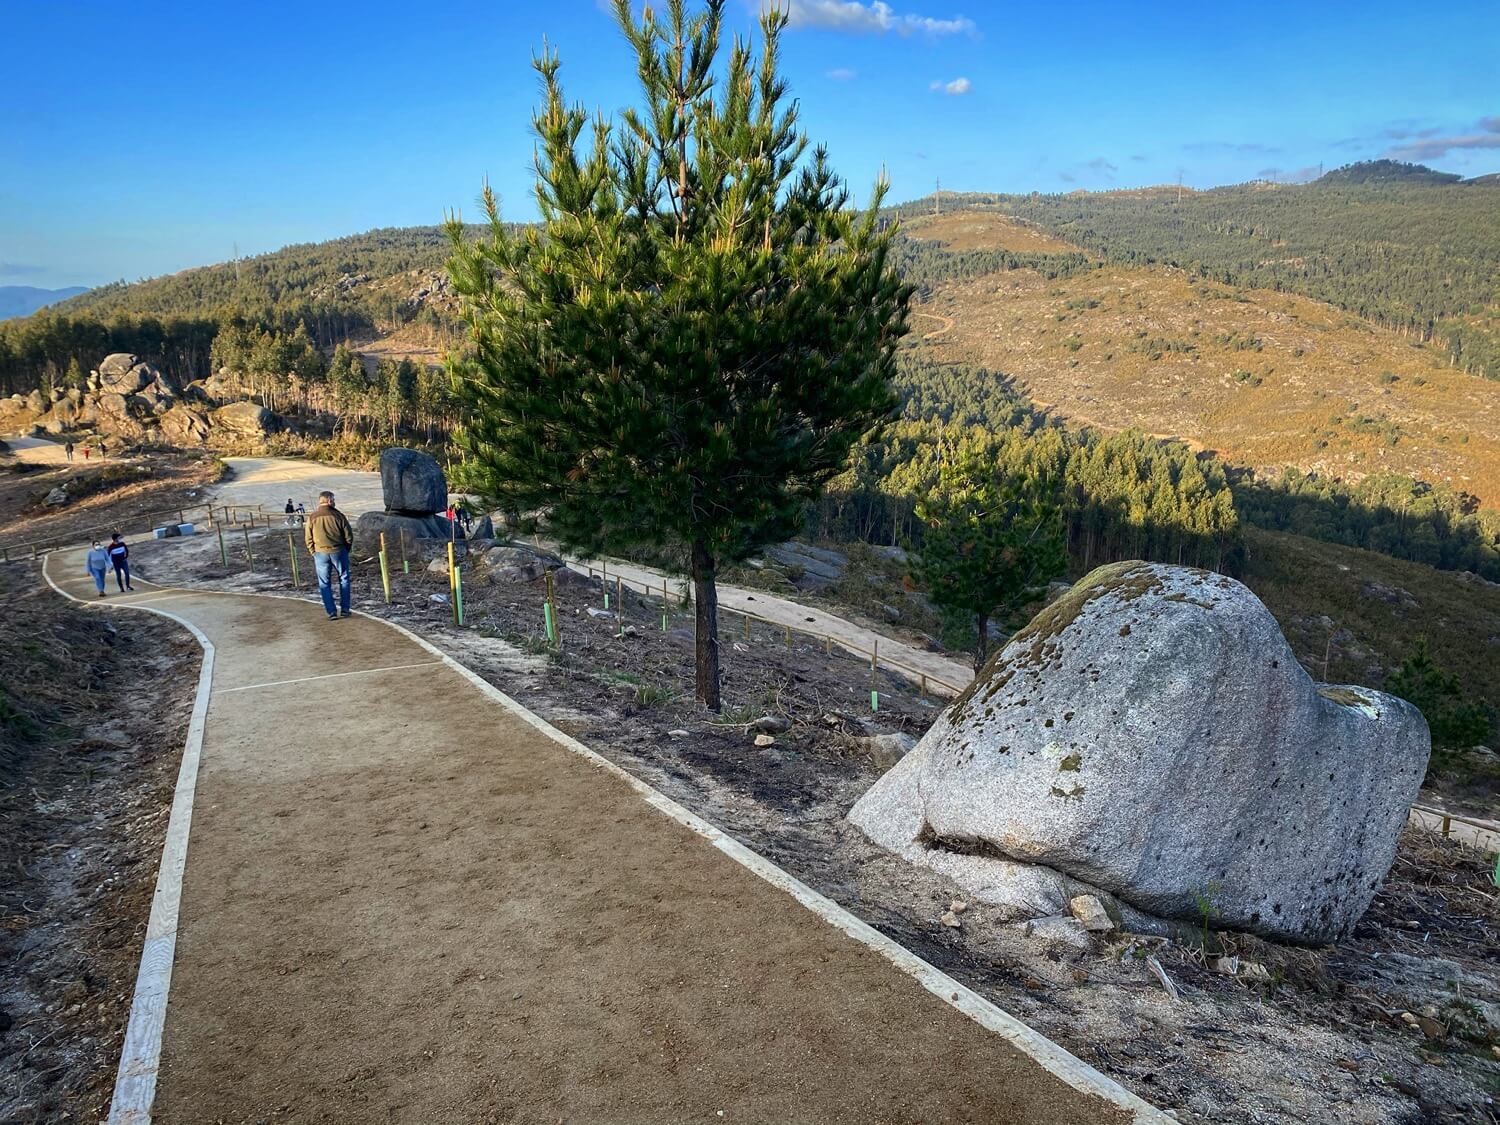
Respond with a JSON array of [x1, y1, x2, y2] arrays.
[[137, 526, 1500, 1125], [0, 562, 199, 1123], [0, 446, 223, 556], [922, 264, 1500, 503]]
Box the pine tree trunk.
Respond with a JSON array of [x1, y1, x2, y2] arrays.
[[974, 611, 990, 671], [691, 539, 722, 712]]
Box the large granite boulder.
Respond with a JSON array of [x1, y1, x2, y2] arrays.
[[479, 543, 564, 582], [41, 398, 79, 433], [0, 395, 36, 433], [92, 392, 148, 437], [97, 353, 154, 395], [380, 447, 447, 514], [211, 401, 277, 437], [159, 404, 211, 445], [849, 561, 1430, 945], [353, 509, 454, 545]]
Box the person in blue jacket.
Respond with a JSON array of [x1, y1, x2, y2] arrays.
[[86, 540, 110, 597], [107, 533, 134, 592]]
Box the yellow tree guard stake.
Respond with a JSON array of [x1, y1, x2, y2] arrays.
[[447, 542, 458, 625], [379, 533, 392, 604]]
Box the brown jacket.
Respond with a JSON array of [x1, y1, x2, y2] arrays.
[[304, 504, 353, 554]]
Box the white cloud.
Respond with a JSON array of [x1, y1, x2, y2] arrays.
[[767, 1, 976, 38], [929, 76, 971, 95], [826, 67, 857, 80]]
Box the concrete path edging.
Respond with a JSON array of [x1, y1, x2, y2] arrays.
[[41, 551, 1169, 1125], [40, 560, 215, 1124]]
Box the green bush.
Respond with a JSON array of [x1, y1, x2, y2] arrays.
[[1385, 638, 1493, 749]]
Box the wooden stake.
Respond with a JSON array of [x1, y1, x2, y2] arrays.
[[217, 525, 227, 567], [379, 533, 392, 604], [545, 569, 560, 646], [399, 530, 409, 575], [288, 532, 301, 587], [447, 541, 458, 624], [243, 526, 254, 570]]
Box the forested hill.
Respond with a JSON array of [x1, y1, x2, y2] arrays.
[[52, 225, 487, 344], [952, 164, 1500, 379]]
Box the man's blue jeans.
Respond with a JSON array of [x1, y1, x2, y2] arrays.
[[314, 548, 351, 617]]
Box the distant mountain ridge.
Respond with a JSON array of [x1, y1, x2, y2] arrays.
[[0, 285, 88, 321]]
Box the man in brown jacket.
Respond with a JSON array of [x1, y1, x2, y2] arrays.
[[304, 490, 355, 619]]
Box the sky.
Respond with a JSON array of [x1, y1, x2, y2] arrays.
[[2, 0, 1497, 290]]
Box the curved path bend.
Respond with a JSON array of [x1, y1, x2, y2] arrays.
[[43, 549, 1161, 1124]]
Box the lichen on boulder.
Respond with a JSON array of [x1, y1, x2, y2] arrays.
[[849, 561, 1430, 945]]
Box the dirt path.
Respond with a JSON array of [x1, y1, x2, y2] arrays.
[[914, 309, 956, 340], [6, 433, 72, 464], [43, 551, 1160, 1124], [212, 455, 386, 517]]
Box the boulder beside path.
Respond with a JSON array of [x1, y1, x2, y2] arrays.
[[849, 561, 1430, 945], [380, 447, 448, 515]]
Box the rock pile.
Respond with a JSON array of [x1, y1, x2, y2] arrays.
[[849, 561, 1431, 945], [0, 354, 280, 446]]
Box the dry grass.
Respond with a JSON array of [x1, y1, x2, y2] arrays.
[[922, 263, 1500, 504], [900, 210, 1082, 254]]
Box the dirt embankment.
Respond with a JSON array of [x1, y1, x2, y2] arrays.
[[0, 562, 199, 1121]]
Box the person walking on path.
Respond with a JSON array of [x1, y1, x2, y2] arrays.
[[284, 498, 298, 527], [107, 533, 134, 592], [98, 439, 108, 459], [305, 490, 354, 620], [85, 540, 110, 597], [81, 443, 91, 462], [64, 440, 74, 462]]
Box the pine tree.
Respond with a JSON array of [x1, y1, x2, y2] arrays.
[[1385, 638, 1492, 750], [445, 0, 911, 710], [909, 449, 1068, 670]]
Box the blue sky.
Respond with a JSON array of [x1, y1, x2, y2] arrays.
[[2, 0, 1496, 290]]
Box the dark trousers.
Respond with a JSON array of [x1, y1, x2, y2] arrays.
[[113, 561, 132, 590]]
